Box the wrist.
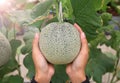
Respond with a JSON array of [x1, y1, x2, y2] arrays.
[[79, 70, 86, 82], [34, 72, 52, 83], [34, 73, 41, 83], [68, 70, 87, 83], [79, 74, 86, 83]]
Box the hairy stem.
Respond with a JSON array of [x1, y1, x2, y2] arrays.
[[13, 23, 16, 39], [17, 55, 21, 76], [55, 0, 63, 23], [58, 1, 63, 23]]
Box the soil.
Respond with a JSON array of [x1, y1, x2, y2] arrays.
[[107, 2, 120, 16]]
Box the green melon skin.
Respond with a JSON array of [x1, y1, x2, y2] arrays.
[[0, 32, 12, 67], [39, 22, 81, 64]]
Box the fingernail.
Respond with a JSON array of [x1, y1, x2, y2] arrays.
[[81, 32, 86, 39], [35, 33, 39, 39], [74, 23, 77, 26]]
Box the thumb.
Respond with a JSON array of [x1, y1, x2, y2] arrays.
[[80, 32, 89, 55], [32, 33, 41, 56], [32, 33, 39, 51]]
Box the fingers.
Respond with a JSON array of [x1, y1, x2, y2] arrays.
[[74, 23, 83, 34], [32, 33, 41, 56], [74, 23, 89, 57]]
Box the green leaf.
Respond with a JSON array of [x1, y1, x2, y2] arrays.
[[24, 52, 35, 78], [94, 0, 104, 11], [70, 0, 102, 42], [101, 13, 112, 26], [21, 26, 39, 54], [51, 65, 69, 83], [29, 19, 44, 28], [90, 32, 107, 47], [9, 10, 33, 25], [86, 48, 115, 83], [61, 0, 74, 20], [31, 0, 54, 19], [23, 26, 39, 42], [21, 40, 33, 55], [100, 0, 112, 11], [24, 3, 35, 9], [2, 75, 23, 83], [105, 31, 120, 51], [94, 0, 111, 11], [0, 40, 21, 78], [8, 28, 17, 41]]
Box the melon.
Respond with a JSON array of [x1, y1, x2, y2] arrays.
[[39, 22, 81, 64], [0, 32, 12, 67]]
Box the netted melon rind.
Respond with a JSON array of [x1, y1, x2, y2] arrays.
[[0, 32, 12, 67], [40, 22, 81, 64]]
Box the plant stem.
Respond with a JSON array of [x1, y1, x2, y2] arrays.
[[55, 0, 63, 23], [13, 23, 16, 39], [58, 1, 63, 23], [110, 50, 120, 83], [17, 55, 21, 76]]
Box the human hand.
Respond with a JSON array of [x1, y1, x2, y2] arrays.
[[66, 23, 89, 83], [32, 33, 54, 83]]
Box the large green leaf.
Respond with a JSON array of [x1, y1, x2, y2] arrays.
[[51, 65, 69, 83], [1, 75, 23, 83], [0, 40, 21, 78], [31, 0, 54, 19], [70, 0, 102, 42], [86, 48, 115, 83], [24, 52, 35, 78]]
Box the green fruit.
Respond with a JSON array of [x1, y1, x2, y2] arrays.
[[39, 22, 81, 64], [0, 32, 12, 67]]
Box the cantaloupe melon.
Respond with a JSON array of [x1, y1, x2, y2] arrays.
[[39, 22, 81, 64], [0, 32, 11, 67]]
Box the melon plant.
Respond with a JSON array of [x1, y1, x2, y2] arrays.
[[0, 32, 12, 67], [40, 22, 81, 64]]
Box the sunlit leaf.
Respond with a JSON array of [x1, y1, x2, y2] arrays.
[[31, 0, 54, 19], [9, 10, 33, 25]]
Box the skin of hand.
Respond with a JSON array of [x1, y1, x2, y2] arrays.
[[32, 33, 54, 83], [66, 23, 89, 83]]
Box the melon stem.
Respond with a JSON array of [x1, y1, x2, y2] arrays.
[[58, 1, 63, 23]]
